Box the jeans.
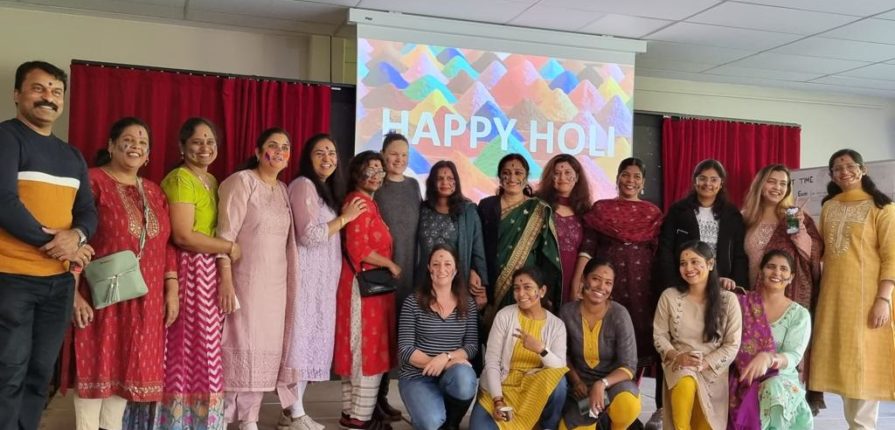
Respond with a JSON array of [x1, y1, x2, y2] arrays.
[[398, 364, 478, 430], [0, 272, 74, 430], [469, 376, 568, 430]]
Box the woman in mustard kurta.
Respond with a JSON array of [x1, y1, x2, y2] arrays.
[[471, 267, 569, 430], [810, 149, 895, 429]]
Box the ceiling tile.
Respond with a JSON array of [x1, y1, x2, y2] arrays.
[[707, 64, 824, 81], [508, 5, 606, 31], [578, 14, 672, 38], [189, 0, 347, 24], [641, 41, 753, 64], [636, 58, 716, 73], [770, 37, 895, 62], [648, 22, 801, 50], [535, 0, 722, 21], [356, 0, 537, 24], [733, 0, 894, 16], [688, 2, 855, 35], [186, 8, 337, 34], [811, 75, 895, 91], [821, 18, 895, 44], [22, 0, 185, 19], [725, 52, 868, 74], [840, 63, 895, 81]]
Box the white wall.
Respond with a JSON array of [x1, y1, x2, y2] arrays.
[[0, 5, 309, 138], [634, 76, 895, 168]]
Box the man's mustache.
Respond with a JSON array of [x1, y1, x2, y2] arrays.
[[35, 101, 58, 111]]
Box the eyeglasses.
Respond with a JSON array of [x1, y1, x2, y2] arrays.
[[831, 163, 861, 174], [363, 169, 386, 179]]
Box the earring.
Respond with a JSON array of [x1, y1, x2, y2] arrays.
[[640, 188, 645, 195], [143, 160, 149, 167]]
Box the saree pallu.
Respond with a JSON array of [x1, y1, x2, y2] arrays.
[[124, 251, 225, 430], [484, 198, 561, 327], [728, 292, 777, 430]]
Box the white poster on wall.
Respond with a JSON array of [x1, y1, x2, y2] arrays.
[[791, 159, 895, 219]]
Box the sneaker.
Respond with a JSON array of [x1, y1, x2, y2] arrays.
[[644, 409, 663, 430]]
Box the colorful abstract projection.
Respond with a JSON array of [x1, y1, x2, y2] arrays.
[[356, 38, 635, 202]]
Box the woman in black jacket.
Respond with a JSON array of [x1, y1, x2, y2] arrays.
[[657, 159, 747, 292]]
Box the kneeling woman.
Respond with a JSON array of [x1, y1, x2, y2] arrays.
[[654, 241, 742, 430], [398, 245, 479, 430], [560, 258, 641, 430], [471, 267, 569, 429], [728, 250, 812, 430]]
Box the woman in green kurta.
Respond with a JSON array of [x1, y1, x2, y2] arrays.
[[810, 149, 895, 429], [478, 154, 561, 327]]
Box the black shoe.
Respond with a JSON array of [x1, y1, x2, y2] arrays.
[[442, 394, 473, 430]]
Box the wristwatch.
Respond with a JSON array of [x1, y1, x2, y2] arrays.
[[445, 352, 453, 361], [601, 378, 610, 389], [75, 228, 87, 247], [539, 347, 549, 357]]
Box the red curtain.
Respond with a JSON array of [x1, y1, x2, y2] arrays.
[[68, 63, 331, 184], [661, 117, 801, 211]]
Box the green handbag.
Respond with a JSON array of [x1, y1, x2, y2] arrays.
[[84, 178, 150, 309]]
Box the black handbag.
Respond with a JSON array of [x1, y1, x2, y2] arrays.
[[343, 250, 396, 297]]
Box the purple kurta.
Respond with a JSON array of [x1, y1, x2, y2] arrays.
[[277, 178, 341, 404], [217, 170, 291, 391]]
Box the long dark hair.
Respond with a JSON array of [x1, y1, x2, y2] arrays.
[[536, 154, 591, 215], [424, 160, 467, 218], [94, 117, 151, 166], [685, 159, 730, 216], [238, 127, 291, 171], [347, 151, 385, 192], [675, 240, 723, 343], [297, 133, 343, 212], [497, 153, 534, 196], [416, 244, 470, 318], [822, 149, 892, 209]]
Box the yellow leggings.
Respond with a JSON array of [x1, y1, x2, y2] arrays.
[[559, 391, 642, 430], [670, 376, 710, 430]]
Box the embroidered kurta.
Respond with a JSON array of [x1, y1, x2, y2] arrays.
[[653, 289, 742, 430], [810, 189, 895, 400], [217, 170, 291, 391], [333, 191, 397, 376], [71, 169, 176, 401], [279, 177, 341, 396], [555, 213, 583, 304], [761, 302, 813, 429]]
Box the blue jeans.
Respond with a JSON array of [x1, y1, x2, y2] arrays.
[[0, 273, 74, 430], [398, 364, 478, 430], [469, 377, 568, 430]]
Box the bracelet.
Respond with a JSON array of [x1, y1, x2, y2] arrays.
[[876, 296, 891, 305], [164, 275, 178, 281], [493, 397, 505, 406], [339, 217, 346, 229]]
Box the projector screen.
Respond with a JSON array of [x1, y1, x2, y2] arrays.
[[352, 10, 643, 202]]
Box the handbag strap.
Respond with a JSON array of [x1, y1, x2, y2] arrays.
[[341, 247, 361, 275], [135, 178, 150, 259]]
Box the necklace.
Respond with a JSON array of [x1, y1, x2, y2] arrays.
[[186, 166, 211, 190], [102, 167, 138, 186], [500, 196, 526, 217]]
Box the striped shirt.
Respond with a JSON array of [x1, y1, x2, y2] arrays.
[[0, 119, 96, 276], [398, 294, 479, 380]]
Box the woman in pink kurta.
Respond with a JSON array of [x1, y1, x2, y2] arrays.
[[216, 129, 293, 429], [332, 151, 400, 430]]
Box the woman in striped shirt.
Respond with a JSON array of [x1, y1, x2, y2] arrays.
[[397, 244, 479, 430]]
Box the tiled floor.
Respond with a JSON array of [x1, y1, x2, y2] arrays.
[[40, 377, 895, 429]]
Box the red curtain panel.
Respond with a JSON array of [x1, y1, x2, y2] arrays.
[[68, 63, 331, 184], [661, 117, 801, 211]]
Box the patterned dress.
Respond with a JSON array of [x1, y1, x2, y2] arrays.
[[124, 167, 225, 430], [333, 191, 397, 376], [278, 177, 341, 403], [217, 170, 291, 392], [555, 213, 583, 304], [66, 169, 175, 401]]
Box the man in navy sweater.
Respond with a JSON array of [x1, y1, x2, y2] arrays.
[[0, 60, 97, 430]]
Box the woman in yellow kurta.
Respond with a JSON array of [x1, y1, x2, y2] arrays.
[[810, 149, 895, 429], [471, 267, 569, 430]]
